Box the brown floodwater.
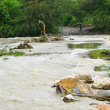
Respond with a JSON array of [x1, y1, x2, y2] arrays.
[[0, 36, 109, 110]]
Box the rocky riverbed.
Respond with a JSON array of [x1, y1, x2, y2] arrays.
[[0, 35, 110, 110]]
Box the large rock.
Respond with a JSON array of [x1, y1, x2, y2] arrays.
[[96, 104, 110, 110], [56, 78, 91, 95], [75, 74, 94, 83], [92, 78, 110, 89]]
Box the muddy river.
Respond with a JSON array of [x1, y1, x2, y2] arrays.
[[0, 35, 110, 110]]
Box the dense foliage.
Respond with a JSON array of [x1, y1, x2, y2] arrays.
[[18, 0, 67, 36], [78, 0, 110, 33], [0, 0, 110, 37], [60, 0, 110, 33], [0, 0, 21, 37]]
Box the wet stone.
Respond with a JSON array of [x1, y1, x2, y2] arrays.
[[56, 78, 91, 95], [94, 90, 110, 98], [92, 78, 110, 90], [75, 74, 94, 84]]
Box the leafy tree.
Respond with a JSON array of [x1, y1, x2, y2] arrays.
[[0, 0, 21, 37], [76, 0, 110, 33], [18, 0, 71, 36]]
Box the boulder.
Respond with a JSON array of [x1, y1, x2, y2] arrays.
[[96, 104, 110, 110], [94, 90, 110, 98], [56, 78, 91, 95], [75, 74, 94, 83], [92, 78, 110, 90]]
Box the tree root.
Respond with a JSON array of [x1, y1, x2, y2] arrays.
[[52, 84, 110, 101]]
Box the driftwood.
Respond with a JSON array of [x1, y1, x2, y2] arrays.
[[52, 84, 110, 101]]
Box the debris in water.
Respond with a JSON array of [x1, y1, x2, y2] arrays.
[[63, 94, 74, 102], [89, 102, 99, 106], [101, 51, 110, 56], [14, 42, 33, 49]]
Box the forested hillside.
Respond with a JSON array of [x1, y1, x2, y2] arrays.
[[0, 0, 110, 37]]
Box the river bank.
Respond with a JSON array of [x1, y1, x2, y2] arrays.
[[58, 26, 100, 35]]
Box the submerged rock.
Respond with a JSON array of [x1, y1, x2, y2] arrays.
[[92, 78, 110, 90], [94, 90, 110, 98], [56, 78, 91, 95]]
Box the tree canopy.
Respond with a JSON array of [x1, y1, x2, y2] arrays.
[[0, 0, 110, 37]]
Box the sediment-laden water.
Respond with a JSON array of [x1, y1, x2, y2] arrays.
[[0, 35, 110, 110]]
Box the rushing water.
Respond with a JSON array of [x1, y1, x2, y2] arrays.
[[0, 35, 110, 110]]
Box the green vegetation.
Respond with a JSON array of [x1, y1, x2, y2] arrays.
[[94, 65, 110, 77], [0, 0, 110, 37], [38, 36, 48, 42], [94, 65, 109, 72], [89, 49, 110, 77], [0, 48, 25, 56], [0, 0, 21, 37], [89, 49, 110, 59], [94, 66, 102, 71], [3, 58, 9, 60]]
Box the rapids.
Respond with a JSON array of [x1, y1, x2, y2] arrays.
[[0, 35, 110, 110]]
